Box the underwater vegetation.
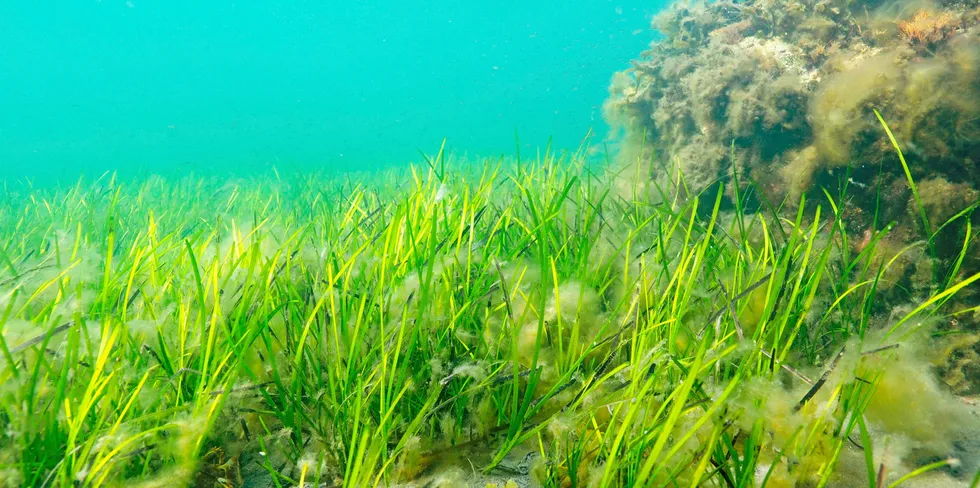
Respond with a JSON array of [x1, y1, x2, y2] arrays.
[[604, 0, 980, 394], [0, 128, 979, 487]]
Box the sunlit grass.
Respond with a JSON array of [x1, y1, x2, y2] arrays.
[[0, 133, 978, 487]]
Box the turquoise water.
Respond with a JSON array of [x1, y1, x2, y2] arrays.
[[0, 1, 658, 185]]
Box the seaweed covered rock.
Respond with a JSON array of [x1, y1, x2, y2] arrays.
[[606, 0, 980, 225]]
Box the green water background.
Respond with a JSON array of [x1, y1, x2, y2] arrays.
[[0, 1, 659, 186]]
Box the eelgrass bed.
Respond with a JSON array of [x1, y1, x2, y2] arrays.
[[1, 134, 979, 488]]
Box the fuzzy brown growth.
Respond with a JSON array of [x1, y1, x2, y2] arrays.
[[898, 10, 958, 45], [709, 19, 755, 44]]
